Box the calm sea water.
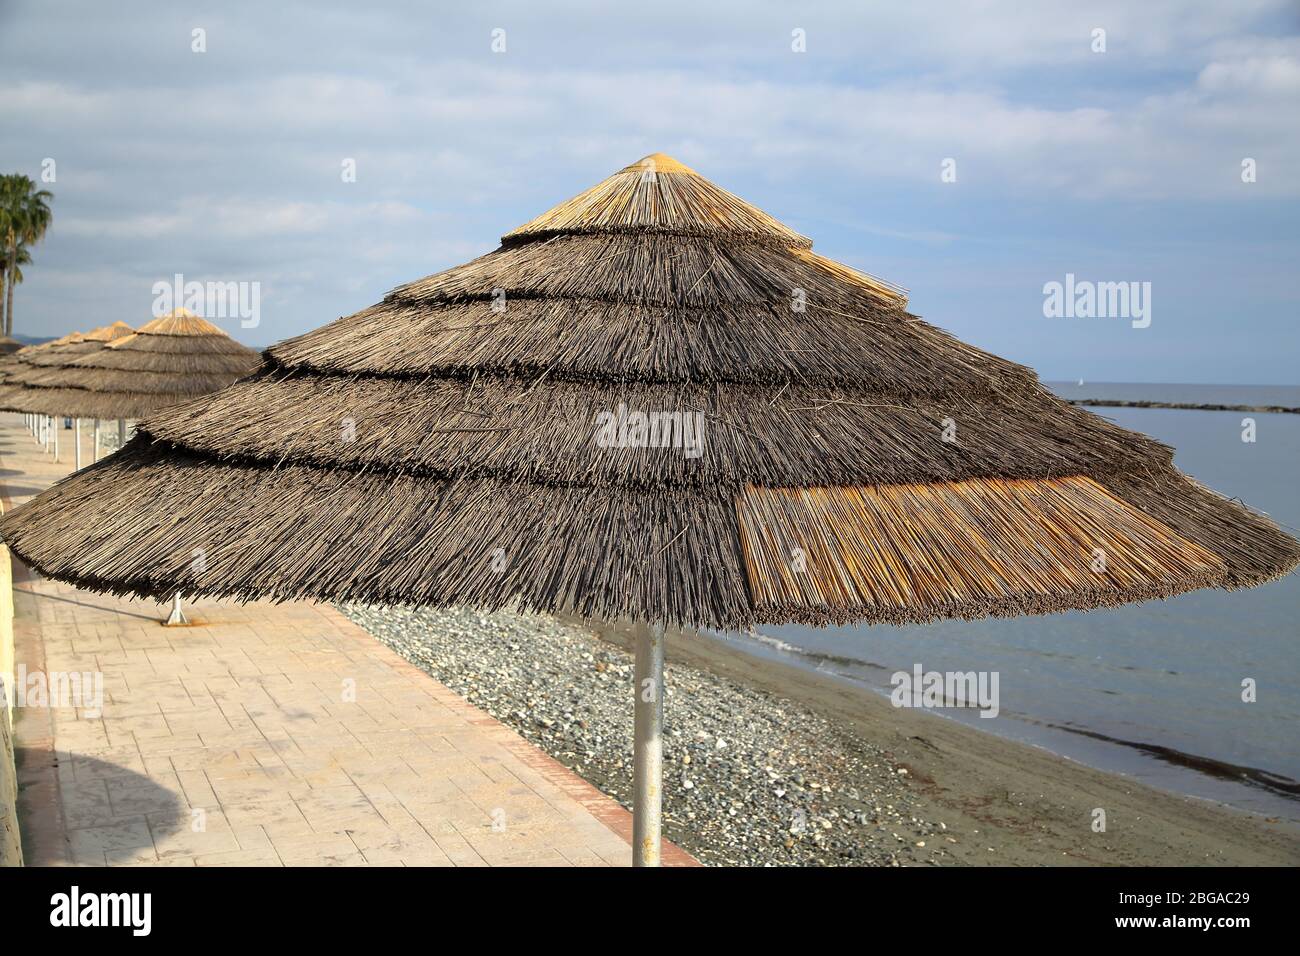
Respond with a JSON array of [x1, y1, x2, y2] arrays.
[[713, 384, 1300, 818]]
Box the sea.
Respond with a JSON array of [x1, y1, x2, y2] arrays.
[[710, 383, 1300, 819]]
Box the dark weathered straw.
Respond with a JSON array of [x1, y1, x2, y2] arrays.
[[138, 367, 1170, 488], [2, 153, 1296, 628]]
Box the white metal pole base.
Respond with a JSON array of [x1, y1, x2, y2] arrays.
[[74, 418, 82, 470], [163, 593, 188, 627], [632, 621, 665, 867], [93, 418, 101, 462]]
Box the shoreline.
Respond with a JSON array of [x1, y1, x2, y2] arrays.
[[710, 627, 1300, 815], [346, 604, 1300, 866], [618, 620, 1300, 865]]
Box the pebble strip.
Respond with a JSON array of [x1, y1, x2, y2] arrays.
[[342, 604, 950, 866]]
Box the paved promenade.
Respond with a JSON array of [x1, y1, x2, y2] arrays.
[[1, 413, 693, 866]]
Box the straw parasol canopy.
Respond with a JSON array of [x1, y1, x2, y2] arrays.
[[0, 336, 23, 355], [4, 152, 1297, 866], [0, 323, 133, 395], [1, 153, 1296, 620], [0, 310, 258, 419]]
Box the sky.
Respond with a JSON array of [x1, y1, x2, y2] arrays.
[[1, 0, 1297, 384]]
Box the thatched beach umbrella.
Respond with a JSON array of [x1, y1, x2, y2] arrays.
[[2, 154, 1297, 864], [0, 334, 60, 437], [0, 323, 134, 461], [1, 311, 252, 418], [0, 331, 86, 393], [0, 310, 257, 470], [0, 333, 76, 442], [0, 336, 22, 355]]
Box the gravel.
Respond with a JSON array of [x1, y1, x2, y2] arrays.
[[341, 604, 952, 866]]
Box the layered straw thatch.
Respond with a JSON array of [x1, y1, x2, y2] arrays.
[[0, 309, 258, 419], [0, 324, 132, 389], [2, 154, 1297, 627]]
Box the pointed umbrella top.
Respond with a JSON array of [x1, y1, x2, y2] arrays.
[[503, 151, 814, 249], [132, 307, 230, 338], [81, 321, 136, 343]]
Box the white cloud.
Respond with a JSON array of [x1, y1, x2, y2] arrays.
[[1199, 54, 1300, 94], [58, 199, 427, 241], [0, 0, 1296, 382]]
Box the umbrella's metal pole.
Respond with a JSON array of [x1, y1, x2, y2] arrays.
[[74, 417, 82, 470], [632, 621, 665, 867], [164, 592, 188, 626], [117, 418, 126, 447], [93, 418, 100, 462], [53, 416, 59, 462]]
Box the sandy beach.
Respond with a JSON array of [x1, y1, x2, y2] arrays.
[[345, 604, 1300, 867]]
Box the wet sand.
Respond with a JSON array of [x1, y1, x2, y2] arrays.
[[595, 621, 1300, 866]]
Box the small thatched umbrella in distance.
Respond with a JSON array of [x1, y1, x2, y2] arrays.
[[0, 331, 85, 407], [0, 308, 259, 623], [0, 311, 258, 468], [0, 323, 134, 462], [3, 154, 1298, 864], [0, 329, 91, 460], [0, 333, 77, 441], [56, 307, 258, 417], [0, 331, 83, 385], [0, 337, 22, 355]]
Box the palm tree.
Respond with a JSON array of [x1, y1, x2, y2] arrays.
[[0, 174, 54, 337], [0, 245, 34, 320]]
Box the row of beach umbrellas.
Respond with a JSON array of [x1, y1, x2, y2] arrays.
[[1, 154, 1296, 865], [0, 309, 257, 460], [1, 321, 132, 465], [0, 309, 259, 620]]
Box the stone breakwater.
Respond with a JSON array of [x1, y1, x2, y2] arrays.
[[1068, 399, 1299, 414], [342, 604, 954, 867]]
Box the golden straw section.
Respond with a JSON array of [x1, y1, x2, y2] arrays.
[[789, 247, 909, 308], [737, 476, 1226, 613], [504, 153, 813, 246], [131, 307, 228, 338]]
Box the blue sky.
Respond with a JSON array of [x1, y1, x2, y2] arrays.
[[1, 0, 1297, 383]]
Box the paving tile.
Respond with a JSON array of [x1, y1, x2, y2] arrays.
[[67, 818, 157, 865]]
